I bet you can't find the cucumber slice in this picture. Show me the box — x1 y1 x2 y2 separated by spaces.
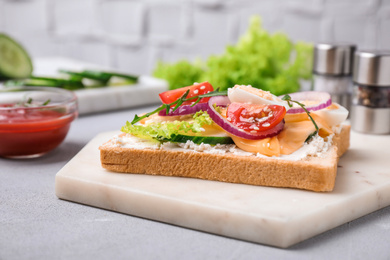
59 69 138 87
83 70 138 82
4 76 84 90
157 134 234 145
0 33 33 79
59 69 109 83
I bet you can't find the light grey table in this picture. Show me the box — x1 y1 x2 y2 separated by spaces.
1 105 390 260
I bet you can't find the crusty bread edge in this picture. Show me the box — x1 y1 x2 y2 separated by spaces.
100 124 350 192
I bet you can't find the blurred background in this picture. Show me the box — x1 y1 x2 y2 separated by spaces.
1 0 389 75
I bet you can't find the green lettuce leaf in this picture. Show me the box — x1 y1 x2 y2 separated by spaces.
121 111 213 140
153 59 205 90
152 16 313 95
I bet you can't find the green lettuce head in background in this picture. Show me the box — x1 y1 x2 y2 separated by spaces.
153 16 313 96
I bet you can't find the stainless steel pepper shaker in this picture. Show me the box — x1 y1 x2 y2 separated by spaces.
312 43 356 110
351 50 390 134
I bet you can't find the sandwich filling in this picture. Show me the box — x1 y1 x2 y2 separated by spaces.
117 82 348 159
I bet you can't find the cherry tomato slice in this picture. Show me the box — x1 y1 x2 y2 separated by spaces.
227 103 286 134
159 82 214 106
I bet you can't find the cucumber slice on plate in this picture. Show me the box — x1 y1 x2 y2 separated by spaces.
157 134 234 145
0 33 33 79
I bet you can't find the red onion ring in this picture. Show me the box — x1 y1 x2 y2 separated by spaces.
282 91 332 114
205 95 231 107
159 96 230 116
206 96 284 140
158 103 209 116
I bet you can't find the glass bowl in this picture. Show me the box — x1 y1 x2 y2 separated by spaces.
0 86 78 158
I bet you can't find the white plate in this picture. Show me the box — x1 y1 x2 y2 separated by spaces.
2 57 168 115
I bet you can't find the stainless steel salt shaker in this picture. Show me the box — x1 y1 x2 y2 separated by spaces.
351 50 390 134
312 43 356 110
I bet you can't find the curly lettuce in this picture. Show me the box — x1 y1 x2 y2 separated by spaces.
121 111 213 140
153 59 205 90
152 16 313 95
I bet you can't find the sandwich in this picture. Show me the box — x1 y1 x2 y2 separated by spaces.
100 82 350 192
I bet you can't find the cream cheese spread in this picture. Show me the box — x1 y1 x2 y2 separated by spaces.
106 129 338 161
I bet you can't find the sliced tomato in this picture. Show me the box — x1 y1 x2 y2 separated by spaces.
227 103 286 134
159 82 214 106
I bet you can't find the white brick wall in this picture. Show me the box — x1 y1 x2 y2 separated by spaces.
3 0 48 34
378 4 390 49
192 9 234 56
147 2 184 43
113 45 152 75
59 39 112 67
52 0 97 37
0 0 388 75
0 0 4 31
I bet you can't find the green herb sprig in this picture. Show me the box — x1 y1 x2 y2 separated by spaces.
131 90 227 124
42 99 51 106
282 94 319 142
17 98 51 107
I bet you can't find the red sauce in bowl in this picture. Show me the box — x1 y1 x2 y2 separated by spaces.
0 105 77 158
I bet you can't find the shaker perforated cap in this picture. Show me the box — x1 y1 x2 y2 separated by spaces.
313 43 356 76
353 50 390 87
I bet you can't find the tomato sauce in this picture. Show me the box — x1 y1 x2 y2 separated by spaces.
0 105 77 158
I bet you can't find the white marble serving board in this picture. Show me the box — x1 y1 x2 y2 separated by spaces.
55 131 390 248
33 57 168 115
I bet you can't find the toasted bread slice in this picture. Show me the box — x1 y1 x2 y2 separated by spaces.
100 124 350 192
